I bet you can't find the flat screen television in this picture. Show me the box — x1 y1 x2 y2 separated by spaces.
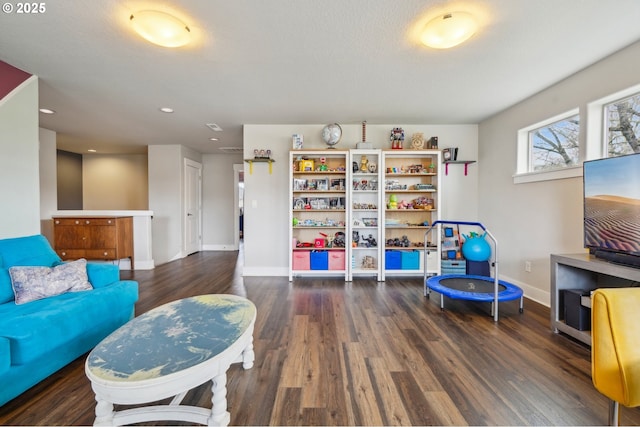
583 153 640 268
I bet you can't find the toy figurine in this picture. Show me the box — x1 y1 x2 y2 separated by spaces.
360 155 369 172
388 194 398 209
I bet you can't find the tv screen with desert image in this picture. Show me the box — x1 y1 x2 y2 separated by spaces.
583 153 640 257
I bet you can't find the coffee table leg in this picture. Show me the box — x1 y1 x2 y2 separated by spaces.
209 372 230 426
242 338 255 369
93 395 114 426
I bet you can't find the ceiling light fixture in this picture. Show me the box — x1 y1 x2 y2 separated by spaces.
209 138 219 141
39 108 55 114
88 149 97 153
159 107 174 113
130 10 191 48
420 11 478 49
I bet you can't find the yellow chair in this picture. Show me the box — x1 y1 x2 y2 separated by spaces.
591 288 640 426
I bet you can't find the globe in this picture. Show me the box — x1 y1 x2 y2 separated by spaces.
322 123 342 148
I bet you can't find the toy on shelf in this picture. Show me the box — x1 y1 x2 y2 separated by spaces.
390 127 404 149
360 155 369 172
388 194 398 209
411 133 424 149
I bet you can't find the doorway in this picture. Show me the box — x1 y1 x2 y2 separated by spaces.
184 159 202 255
233 163 244 249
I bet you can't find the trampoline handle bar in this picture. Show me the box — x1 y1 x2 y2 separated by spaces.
429 220 487 231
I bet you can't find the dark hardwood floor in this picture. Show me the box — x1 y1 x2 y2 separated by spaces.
1 248 638 425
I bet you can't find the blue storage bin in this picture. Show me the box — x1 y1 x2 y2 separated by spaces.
441 259 466 274
385 250 401 270
401 250 420 270
310 251 329 270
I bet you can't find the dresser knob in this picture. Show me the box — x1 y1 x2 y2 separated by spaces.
103 252 108 256
86 220 90 224
61 252 66 256
75 220 80 224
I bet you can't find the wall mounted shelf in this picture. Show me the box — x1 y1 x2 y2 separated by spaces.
244 158 275 174
443 160 476 176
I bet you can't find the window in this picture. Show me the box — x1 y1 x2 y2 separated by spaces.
604 92 640 157
515 83 640 184
515 108 582 183
529 114 580 172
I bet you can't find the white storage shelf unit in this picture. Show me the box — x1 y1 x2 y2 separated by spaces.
349 149 382 281
382 150 441 279
289 149 442 281
289 151 349 280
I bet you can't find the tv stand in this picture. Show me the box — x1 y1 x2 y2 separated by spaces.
551 253 640 345
593 249 640 268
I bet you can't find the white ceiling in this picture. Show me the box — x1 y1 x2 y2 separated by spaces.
2 0 640 155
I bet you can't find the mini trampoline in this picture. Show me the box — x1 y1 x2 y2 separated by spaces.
423 221 524 321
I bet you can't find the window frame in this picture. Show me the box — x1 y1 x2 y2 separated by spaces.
514 108 582 184
588 82 640 160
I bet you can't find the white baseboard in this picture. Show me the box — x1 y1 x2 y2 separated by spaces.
500 274 550 307
202 244 239 251
242 266 288 277
133 259 155 270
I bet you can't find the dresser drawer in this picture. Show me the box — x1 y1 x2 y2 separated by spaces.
85 249 117 260
57 249 86 260
54 218 117 226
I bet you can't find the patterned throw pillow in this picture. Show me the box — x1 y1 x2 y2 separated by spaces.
9 259 93 305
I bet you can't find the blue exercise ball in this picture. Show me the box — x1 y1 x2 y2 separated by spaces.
462 234 491 262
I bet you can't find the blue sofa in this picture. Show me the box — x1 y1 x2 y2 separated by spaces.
0 234 138 406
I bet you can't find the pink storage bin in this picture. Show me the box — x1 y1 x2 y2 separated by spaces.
292 251 310 270
328 251 345 270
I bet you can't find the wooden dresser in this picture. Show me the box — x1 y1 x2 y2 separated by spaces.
53 216 134 266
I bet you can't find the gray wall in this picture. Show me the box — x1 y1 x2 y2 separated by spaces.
478 40 640 305
56 150 83 210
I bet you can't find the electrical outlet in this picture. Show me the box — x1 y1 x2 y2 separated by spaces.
525 261 532 272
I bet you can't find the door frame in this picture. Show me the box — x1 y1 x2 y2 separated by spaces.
183 158 202 255
233 163 243 249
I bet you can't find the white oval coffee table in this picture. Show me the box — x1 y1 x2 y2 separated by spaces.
85 294 256 426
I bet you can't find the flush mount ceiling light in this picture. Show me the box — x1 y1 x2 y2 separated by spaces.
159 107 174 113
39 108 55 114
130 10 191 48
420 11 478 49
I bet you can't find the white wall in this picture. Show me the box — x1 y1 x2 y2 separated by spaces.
242 124 478 276
39 127 57 241
0 76 40 238
202 153 243 250
148 144 203 265
478 40 640 306
83 154 148 210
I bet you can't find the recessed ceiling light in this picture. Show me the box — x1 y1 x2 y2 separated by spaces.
88 149 97 153
209 138 219 141
159 107 174 113
39 108 55 114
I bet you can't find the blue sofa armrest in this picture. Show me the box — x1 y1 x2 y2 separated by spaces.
0 336 9 376
86 263 120 288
